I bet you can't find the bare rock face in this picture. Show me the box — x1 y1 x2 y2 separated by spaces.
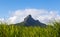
24 15 46 27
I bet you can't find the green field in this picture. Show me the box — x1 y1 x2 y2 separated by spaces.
0 21 60 37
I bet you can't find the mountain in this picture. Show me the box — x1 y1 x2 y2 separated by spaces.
15 15 46 27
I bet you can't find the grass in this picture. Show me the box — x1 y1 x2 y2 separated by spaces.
0 21 60 37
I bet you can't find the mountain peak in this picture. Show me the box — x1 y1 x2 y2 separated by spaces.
24 15 46 27
25 15 32 19
24 15 34 21
27 15 31 18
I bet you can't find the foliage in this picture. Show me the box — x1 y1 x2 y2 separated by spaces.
0 21 60 37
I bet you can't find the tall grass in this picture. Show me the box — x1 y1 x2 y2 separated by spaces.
0 21 60 37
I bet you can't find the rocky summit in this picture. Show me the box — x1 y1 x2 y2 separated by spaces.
23 15 46 27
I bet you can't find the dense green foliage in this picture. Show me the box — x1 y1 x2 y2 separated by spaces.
0 21 60 37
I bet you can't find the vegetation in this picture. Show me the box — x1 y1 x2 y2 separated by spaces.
0 21 60 37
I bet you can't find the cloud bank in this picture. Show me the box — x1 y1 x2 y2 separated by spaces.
0 8 60 24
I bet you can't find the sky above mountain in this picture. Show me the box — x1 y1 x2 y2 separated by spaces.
0 0 60 24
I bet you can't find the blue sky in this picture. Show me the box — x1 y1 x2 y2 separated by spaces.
0 0 60 24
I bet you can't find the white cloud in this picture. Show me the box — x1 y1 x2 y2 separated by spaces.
0 18 4 22
7 16 17 24
0 18 5 24
7 8 60 24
